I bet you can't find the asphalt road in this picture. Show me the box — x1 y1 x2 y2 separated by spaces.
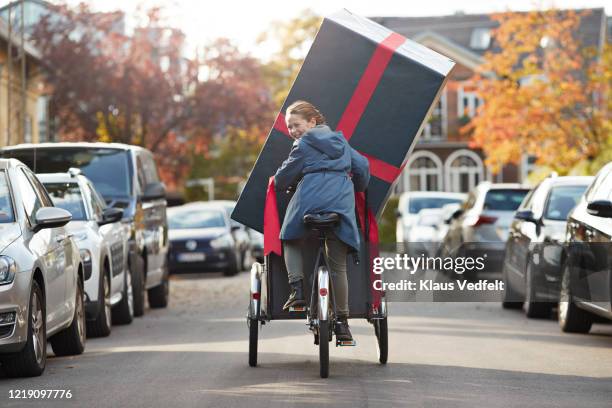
1 270 611 408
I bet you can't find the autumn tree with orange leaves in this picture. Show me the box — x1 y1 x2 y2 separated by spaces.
466 9 611 175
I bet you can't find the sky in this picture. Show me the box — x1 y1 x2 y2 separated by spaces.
34 0 612 58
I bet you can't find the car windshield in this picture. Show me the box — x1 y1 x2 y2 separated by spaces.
0 170 15 223
168 209 226 229
2 148 131 199
44 182 87 221
544 185 588 220
409 197 463 214
484 189 529 211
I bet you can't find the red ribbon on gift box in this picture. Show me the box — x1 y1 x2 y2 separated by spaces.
265 31 410 310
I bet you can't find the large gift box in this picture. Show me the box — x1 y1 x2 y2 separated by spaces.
232 9 455 232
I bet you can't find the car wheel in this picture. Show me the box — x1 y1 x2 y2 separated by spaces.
1 280 46 377
558 262 593 333
132 254 146 317
50 278 86 356
501 260 522 309
148 265 169 308
113 267 134 325
87 268 112 337
223 252 240 276
524 260 553 318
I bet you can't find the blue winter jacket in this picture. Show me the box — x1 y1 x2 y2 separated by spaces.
274 125 370 251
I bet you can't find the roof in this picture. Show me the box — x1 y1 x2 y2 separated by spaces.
545 176 595 186
1 142 148 153
371 8 607 70
36 172 87 184
400 191 467 199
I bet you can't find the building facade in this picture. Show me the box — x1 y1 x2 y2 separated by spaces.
0 18 49 147
374 9 608 194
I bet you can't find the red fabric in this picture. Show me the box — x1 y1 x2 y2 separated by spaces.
355 192 382 309
263 176 282 256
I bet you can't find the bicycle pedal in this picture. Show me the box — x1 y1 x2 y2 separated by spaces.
336 340 357 347
289 306 306 312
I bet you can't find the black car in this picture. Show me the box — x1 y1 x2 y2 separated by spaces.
167 203 241 276
558 162 612 333
0 143 170 316
501 175 593 317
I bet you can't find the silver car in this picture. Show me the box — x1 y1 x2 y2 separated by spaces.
440 183 530 277
0 159 85 377
39 170 133 337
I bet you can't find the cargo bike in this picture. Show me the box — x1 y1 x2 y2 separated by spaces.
247 197 388 378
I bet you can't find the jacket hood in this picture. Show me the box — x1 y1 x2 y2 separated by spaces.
301 125 345 160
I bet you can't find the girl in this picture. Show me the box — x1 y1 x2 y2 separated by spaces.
274 100 370 341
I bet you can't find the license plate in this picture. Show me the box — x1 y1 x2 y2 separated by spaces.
177 253 206 262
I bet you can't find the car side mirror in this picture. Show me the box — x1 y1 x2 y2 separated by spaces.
586 200 612 218
33 207 72 233
142 182 166 201
515 209 540 224
99 207 124 226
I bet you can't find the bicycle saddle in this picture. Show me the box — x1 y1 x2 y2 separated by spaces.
303 212 340 229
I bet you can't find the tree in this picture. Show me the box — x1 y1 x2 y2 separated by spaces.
257 9 322 109
32 3 272 189
465 9 611 175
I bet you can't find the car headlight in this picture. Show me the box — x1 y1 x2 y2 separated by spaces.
210 234 233 249
0 256 16 285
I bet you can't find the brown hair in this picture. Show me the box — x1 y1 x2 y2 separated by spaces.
286 100 326 125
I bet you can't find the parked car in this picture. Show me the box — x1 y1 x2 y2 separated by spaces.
501 175 593 317
439 183 530 278
167 203 241 276
558 163 612 333
247 228 264 264
0 143 169 315
437 203 463 243
0 159 85 377
407 208 445 257
209 200 251 270
38 170 133 336
396 191 466 252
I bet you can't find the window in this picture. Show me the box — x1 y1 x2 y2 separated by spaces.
87 182 107 221
458 85 483 118
3 148 132 198
448 155 481 193
15 169 43 223
37 96 49 143
484 189 530 211
544 185 589 220
421 92 446 140
0 170 15 223
406 152 442 191
44 182 87 221
23 170 53 207
168 209 226 230
586 167 612 202
470 28 491 50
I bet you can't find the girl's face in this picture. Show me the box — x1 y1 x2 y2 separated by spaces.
286 113 317 140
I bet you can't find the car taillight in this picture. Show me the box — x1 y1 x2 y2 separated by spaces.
251 292 260 300
469 215 498 227
319 288 328 296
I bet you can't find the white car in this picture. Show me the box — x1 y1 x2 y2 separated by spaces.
407 209 445 257
38 170 132 337
0 159 85 377
396 191 467 249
